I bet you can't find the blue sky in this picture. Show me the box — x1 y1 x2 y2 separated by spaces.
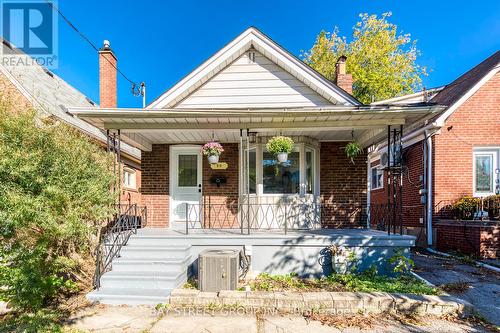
53 0 500 107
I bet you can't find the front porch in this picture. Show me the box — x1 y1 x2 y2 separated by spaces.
71 107 436 233
134 227 416 276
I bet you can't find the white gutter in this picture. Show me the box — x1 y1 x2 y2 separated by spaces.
425 129 433 246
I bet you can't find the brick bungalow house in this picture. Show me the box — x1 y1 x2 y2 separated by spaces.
70 27 445 304
369 50 500 257
0 38 142 204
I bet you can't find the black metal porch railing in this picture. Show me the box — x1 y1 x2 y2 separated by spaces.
434 196 500 221
184 202 371 234
93 203 147 288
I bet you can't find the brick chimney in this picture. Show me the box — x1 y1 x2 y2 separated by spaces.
335 55 353 94
99 40 117 108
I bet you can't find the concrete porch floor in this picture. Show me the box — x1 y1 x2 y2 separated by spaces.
137 227 415 242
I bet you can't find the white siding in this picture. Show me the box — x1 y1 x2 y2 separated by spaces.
174 51 335 108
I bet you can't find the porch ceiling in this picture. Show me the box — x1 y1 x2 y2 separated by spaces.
68 105 444 151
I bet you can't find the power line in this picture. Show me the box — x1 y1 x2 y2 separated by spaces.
44 0 139 90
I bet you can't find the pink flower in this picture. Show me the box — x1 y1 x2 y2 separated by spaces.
201 141 224 156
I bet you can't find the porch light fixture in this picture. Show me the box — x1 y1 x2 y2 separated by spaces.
248 131 257 144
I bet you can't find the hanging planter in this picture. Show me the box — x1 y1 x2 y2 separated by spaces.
345 141 363 164
201 141 224 164
266 136 294 163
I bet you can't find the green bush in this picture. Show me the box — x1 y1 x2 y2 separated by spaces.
484 194 500 220
265 136 294 155
0 104 115 312
451 196 480 220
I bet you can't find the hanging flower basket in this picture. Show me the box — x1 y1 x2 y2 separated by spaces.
345 141 363 164
266 136 294 163
201 141 224 164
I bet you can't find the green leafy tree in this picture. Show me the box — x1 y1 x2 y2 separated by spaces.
0 100 115 313
303 12 427 104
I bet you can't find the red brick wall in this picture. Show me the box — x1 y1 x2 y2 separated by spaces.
120 166 142 205
370 142 425 227
202 143 239 228
141 143 240 228
436 221 500 259
98 50 117 108
433 72 500 207
0 73 32 112
141 144 169 227
320 142 367 228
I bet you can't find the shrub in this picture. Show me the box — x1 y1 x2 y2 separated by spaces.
0 103 115 312
265 136 294 155
484 194 500 220
451 196 480 220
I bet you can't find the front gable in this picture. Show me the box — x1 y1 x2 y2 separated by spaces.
148 27 360 109
175 50 333 108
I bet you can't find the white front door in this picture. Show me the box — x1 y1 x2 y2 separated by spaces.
170 146 202 223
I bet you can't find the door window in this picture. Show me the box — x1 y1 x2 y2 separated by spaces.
178 155 197 187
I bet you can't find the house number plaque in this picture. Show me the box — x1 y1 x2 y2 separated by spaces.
210 162 228 170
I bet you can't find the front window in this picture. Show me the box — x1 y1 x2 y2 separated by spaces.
247 148 256 194
305 148 314 194
371 166 383 190
263 150 300 194
243 142 317 195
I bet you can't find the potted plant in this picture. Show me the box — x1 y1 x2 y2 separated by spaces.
345 141 363 164
266 136 294 163
201 141 224 164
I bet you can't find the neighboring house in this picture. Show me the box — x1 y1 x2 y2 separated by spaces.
369 50 500 257
0 38 142 205
71 27 443 304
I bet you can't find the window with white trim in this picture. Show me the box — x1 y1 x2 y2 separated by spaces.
243 141 318 195
370 166 384 190
123 168 136 189
473 148 499 196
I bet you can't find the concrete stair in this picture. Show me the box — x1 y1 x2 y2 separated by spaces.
87 235 191 305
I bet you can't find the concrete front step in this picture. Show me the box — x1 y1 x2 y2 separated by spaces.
119 245 190 259
100 270 187 290
87 287 171 305
112 256 191 272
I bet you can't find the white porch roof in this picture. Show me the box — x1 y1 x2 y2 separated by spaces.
69 105 444 152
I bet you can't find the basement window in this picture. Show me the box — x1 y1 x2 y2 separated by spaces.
123 168 136 189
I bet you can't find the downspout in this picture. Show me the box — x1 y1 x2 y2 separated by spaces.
425 130 433 246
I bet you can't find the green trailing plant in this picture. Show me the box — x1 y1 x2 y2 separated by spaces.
265 136 294 156
345 141 363 163
388 249 414 274
0 102 115 314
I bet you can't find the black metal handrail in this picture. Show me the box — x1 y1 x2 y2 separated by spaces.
93 203 147 288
